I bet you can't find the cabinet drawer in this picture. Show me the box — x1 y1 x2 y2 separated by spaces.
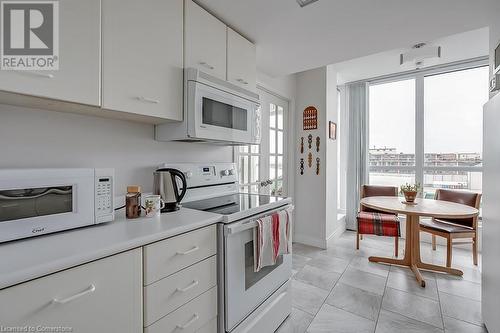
143 225 216 285
144 255 217 326
198 318 217 333
0 249 142 333
145 287 217 333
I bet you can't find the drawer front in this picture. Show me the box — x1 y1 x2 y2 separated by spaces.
145 287 218 333
197 318 217 333
143 225 216 285
0 249 142 333
144 255 217 326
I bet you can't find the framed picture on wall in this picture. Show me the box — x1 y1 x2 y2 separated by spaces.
329 121 337 140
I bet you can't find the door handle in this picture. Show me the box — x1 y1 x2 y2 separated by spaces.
176 314 199 329
199 62 215 70
176 246 199 255
259 179 273 187
176 280 199 292
52 284 96 305
135 96 160 104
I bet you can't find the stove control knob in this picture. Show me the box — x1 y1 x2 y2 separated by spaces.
184 171 193 179
228 169 235 176
221 169 230 176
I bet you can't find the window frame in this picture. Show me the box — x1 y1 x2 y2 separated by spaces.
368 59 488 195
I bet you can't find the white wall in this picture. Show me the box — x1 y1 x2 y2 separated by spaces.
490 21 500 99
0 104 232 195
325 65 339 239
294 67 339 248
257 71 296 100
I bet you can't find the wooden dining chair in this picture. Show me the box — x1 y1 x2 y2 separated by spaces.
356 185 401 257
419 189 482 267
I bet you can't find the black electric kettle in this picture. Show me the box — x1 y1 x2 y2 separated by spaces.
153 168 187 212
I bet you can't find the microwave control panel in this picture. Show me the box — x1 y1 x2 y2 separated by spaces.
94 169 114 223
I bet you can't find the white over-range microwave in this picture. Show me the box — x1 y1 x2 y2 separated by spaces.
0 168 114 243
155 68 261 145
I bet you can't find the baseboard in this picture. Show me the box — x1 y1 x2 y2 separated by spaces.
327 217 346 247
293 233 327 249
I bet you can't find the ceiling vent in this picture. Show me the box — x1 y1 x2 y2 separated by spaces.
400 43 441 69
297 0 320 7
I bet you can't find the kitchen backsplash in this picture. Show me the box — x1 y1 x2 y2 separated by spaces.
0 104 233 194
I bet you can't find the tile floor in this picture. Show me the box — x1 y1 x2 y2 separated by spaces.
277 231 485 333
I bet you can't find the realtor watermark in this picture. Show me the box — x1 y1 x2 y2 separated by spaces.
0 0 59 70
0 326 72 332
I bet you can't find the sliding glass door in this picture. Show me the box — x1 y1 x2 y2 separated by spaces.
368 64 489 198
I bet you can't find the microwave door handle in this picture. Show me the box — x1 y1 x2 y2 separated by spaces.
0 188 72 200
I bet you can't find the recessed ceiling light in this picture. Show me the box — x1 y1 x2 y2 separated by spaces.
297 0 320 7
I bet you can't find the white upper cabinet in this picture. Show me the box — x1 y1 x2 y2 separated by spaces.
102 0 183 121
227 28 257 92
184 0 227 81
0 0 100 106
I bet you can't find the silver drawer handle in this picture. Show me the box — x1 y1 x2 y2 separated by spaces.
135 96 159 104
236 78 249 85
52 284 96 304
176 280 199 292
16 71 54 79
199 62 215 70
176 246 199 255
176 314 199 329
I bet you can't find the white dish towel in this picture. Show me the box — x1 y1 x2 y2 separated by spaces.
254 206 293 272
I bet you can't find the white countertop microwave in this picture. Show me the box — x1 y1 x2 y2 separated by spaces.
155 68 261 145
0 168 114 243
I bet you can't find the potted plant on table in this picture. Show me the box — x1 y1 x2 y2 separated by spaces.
400 183 421 204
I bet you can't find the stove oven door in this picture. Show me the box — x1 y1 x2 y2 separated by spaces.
224 209 292 331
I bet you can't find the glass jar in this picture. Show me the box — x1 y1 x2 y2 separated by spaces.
126 185 141 219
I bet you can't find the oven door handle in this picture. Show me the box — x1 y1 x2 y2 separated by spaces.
225 204 294 235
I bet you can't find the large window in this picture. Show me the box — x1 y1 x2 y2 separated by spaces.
368 64 489 197
369 78 416 188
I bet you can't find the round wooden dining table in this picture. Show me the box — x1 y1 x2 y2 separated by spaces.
360 196 479 287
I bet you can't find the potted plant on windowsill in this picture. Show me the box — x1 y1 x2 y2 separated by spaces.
400 183 421 204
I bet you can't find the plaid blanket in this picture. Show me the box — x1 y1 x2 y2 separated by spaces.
357 211 400 237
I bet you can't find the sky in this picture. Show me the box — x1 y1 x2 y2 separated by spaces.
369 66 490 155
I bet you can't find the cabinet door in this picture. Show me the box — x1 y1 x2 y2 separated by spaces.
0 249 142 333
227 28 257 92
184 0 227 81
0 0 100 105
102 0 183 121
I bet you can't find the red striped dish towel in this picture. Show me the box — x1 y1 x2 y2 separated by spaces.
254 206 293 272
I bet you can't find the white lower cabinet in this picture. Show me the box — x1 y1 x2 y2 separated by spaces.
145 287 218 333
0 226 218 333
0 249 143 333
144 256 217 326
143 225 218 333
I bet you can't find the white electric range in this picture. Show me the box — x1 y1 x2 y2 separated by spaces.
162 163 293 333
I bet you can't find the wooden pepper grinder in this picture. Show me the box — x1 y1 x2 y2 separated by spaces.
316 157 320 175
300 158 305 175
308 152 313 168
316 136 320 152
308 134 313 149
300 137 304 154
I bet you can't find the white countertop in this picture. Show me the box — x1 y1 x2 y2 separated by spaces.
0 208 222 290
